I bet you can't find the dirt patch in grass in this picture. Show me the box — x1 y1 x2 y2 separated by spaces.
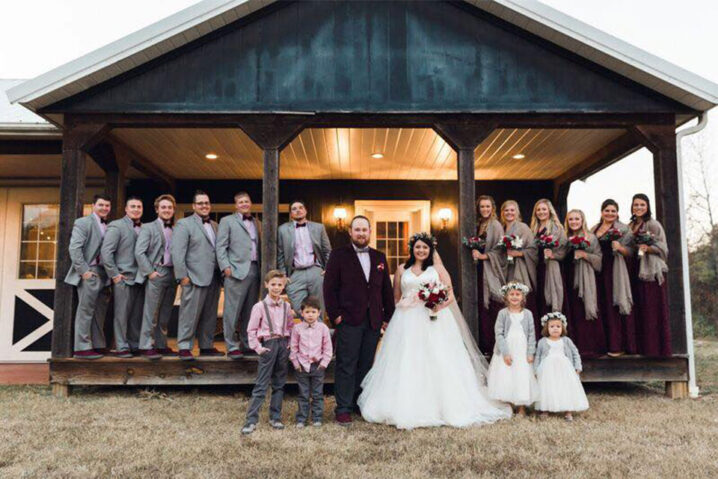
1 341 717 478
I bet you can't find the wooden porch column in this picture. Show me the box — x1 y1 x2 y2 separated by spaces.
238 117 307 280
52 122 109 359
434 122 496 339
632 123 688 358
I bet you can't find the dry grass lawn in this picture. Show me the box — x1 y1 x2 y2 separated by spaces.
1 341 718 478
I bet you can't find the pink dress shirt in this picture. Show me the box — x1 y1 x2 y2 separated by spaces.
293 221 315 269
89 213 107 266
247 296 294 354
242 215 258 261
289 321 333 372
159 219 173 266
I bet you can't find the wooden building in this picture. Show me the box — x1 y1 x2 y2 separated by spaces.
3 0 718 396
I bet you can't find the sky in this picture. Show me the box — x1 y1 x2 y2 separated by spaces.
1 0 716 234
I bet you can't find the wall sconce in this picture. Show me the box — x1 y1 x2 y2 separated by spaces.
438 208 452 231
334 207 348 231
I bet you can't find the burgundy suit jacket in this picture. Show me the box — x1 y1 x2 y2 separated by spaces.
323 244 396 330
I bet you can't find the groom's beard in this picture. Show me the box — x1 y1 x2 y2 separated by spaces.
351 238 370 248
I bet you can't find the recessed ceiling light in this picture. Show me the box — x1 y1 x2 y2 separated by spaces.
512 153 526 160
371 153 384 159
205 153 218 160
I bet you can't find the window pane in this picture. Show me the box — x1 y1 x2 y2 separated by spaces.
38 242 56 261
36 262 55 280
377 222 387 237
388 222 397 237
392 240 399 257
399 221 408 237
20 242 38 262
376 240 387 255
19 262 36 279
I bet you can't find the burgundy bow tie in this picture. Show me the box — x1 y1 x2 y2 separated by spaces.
133 220 141 227
295 223 307 228
202 217 211 224
242 215 253 221
100 218 107 225
163 220 174 228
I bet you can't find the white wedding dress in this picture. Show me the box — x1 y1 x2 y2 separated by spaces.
357 266 512 429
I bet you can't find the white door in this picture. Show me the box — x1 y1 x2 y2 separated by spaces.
0 188 96 363
354 200 431 274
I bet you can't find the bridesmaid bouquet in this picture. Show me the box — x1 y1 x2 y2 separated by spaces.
536 233 559 259
418 281 450 320
499 234 523 264
462 236 486 263
569 236 591 262
634 232 655 257
599 228 623 254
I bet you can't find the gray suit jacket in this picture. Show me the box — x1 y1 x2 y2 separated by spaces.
171 214 219 287
277 220 332 276
215 213 261 281
534 337 583 372
493 308 537 357
64 214 106 286
135 218 172 284
101 216 140 285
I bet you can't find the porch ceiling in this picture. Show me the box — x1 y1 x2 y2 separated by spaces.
110 127 626 181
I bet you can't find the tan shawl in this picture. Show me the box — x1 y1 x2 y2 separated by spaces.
570 232 602 320
633 218 669 285
504 221 537 292
539 223 567 311
482 219 507 308
592 220 634 315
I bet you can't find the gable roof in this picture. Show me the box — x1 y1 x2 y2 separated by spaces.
7 0 718 116
1 79 59 137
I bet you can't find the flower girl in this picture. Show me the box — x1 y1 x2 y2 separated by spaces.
534 312 589 421
487 282 539 415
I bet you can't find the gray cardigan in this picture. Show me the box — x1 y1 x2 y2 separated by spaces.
493 308 536 357
534 337 583 372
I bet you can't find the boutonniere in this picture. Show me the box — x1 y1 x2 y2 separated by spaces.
377 263 385 272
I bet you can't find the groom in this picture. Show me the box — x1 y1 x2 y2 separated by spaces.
323 215 395 426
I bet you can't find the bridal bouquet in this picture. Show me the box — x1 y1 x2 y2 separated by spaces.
536 233 559 259
462 236 486 262
634 232 655 257
418 281 450 321
499 234 523 264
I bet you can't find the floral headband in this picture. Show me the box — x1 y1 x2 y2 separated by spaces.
409 232 437 250
500 281 529 296
540 312 568 327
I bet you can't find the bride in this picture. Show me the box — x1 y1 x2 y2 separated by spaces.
358 232 512 429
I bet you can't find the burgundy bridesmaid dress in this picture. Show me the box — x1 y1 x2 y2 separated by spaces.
596 240 637 354
565 252 607 358
477 260 503 355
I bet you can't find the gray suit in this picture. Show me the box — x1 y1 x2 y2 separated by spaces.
216 213 261 352
171 214 220 351
135 218 176 350
277 220 331 315
101 216 144 351
64 214 111 352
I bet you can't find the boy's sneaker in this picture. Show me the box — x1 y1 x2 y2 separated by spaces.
296 423 306 429
241 423 256 435
269 420 285 430
312 421 322 428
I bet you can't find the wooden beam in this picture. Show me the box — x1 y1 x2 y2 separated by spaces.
65 112 675 130
52 122 109 359
107 137 175 192
552 181 571 220
434 122 496 340
555 131 642 186
88 142 127 220
632 121 688 355
0 139 62 155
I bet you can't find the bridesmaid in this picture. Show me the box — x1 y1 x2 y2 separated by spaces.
472 195 506 355
592 199 637 356
530 199 571 333
629 194 672 357
499 200 538 324
564 209 606 358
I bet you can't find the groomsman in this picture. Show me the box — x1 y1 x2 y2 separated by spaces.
277 200 331 317
216 191 261 359
65 194 112 359
101 196 144 358
171 190 222 361
135 194 178 360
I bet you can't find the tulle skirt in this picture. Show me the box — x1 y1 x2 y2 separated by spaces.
487 325 540 406
358 304 512 429
535 355 589 412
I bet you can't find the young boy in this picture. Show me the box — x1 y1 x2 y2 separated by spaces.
290 296 333 428
241 270 294 435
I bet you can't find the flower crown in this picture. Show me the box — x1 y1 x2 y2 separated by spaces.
500 281 529 296
409 232 437 250
540 312 568 327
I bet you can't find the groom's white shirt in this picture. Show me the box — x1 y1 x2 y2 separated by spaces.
352 244 371 281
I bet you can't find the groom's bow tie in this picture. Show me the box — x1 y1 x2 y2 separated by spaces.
355 247 369 253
